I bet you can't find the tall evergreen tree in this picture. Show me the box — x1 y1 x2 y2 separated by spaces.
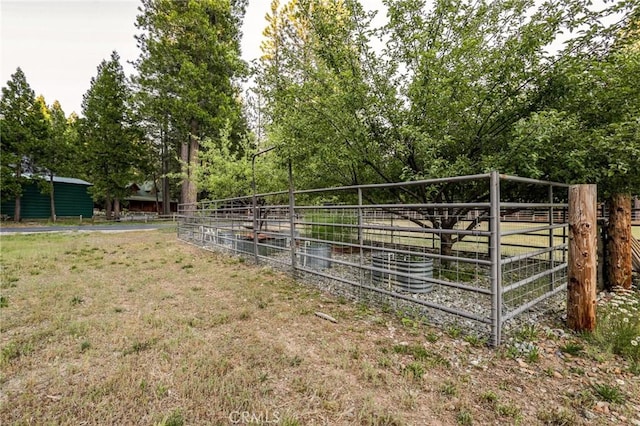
0 68 48 221
34 100 78 222
134 0 249 209
80 51 143 220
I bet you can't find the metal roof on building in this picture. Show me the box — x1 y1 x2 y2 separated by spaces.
23 174 92 186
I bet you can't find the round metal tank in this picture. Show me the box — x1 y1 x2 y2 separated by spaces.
300 243 332 270
372 253 434 293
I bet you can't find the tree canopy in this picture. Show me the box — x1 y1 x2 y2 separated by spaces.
0 68 48 220
256 0 638 199
80 51 145 219
247 0 640 263
134 0 249 207
503 26 640 197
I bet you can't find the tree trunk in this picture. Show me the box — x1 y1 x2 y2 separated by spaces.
440 233 454 267
49 171 56 222
180 141 190 205
180 119 199 214
187 119 199 205
606 193 632 290
105 194 113 220
14 166 21 222
161 124 171 215
567 184 597 332
114 198 121 221
162 173 170 214
153 174 160 214
14 195 21 222
596 220 606 292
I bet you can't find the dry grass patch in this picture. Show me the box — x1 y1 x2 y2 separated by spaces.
0 230 638 425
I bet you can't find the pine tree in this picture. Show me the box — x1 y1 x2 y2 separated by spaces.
33 100 78 222
80 51 143 220
134 0 248 209
0 68 48 221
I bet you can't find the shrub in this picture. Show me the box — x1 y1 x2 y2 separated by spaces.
591 287 640 363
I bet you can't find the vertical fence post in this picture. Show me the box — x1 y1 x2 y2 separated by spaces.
252 194 259 263
288 159 297 275
549 185 555 290
567 184 597 332
214 201 218 229
252 160 260 264
607 193 633 290
562 211 567 264
390 215 394 245
489 171 502 346
176 204 181 237
358 188 364 284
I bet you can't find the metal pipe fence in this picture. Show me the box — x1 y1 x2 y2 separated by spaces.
177 172 570 345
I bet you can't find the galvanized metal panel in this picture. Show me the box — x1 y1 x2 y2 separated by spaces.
178 172 572 345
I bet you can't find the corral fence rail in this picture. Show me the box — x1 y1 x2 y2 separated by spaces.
178 171 570 345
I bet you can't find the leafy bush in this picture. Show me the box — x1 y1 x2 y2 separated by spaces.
591 287 640 363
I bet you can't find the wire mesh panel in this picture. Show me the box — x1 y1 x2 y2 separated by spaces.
498 177 569 338
177 173 571 344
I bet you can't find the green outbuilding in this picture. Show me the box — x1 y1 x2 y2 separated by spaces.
1 176 93 220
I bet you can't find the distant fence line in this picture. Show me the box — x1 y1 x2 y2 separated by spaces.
178 172 571 345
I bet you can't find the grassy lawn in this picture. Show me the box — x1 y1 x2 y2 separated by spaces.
0 230 638 425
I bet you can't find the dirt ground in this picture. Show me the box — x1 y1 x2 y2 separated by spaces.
0 230 638 425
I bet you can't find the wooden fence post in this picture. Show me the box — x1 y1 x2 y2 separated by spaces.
567 184 597 332
607 193 632 290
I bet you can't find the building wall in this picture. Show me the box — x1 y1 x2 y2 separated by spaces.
54 182 93 217
126 199 178 213
1 182 93 219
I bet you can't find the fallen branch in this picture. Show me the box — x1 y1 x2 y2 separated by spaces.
315 311 338 323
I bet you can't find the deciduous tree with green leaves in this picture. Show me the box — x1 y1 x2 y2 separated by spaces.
503 18 640 289
196 121 287 201
258 0 632 258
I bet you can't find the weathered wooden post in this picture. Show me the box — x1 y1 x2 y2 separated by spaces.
567 184 597 332
607 193 632 290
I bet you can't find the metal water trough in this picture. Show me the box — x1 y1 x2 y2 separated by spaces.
235 234 288 256
372 253 434 293
217 230 236 248
300 242 332 270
